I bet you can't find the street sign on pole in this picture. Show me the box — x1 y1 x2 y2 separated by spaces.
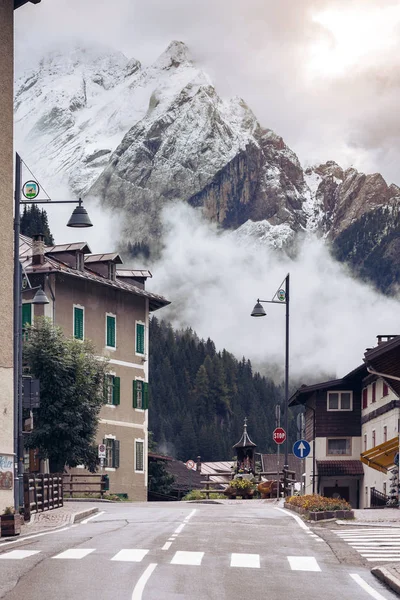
98 443 106 458
185 459 195 470
293 439 311 459
273 427 286 445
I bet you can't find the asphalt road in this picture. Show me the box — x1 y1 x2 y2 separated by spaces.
0 501 397 600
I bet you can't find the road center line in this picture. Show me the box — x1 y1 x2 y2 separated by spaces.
184 509 197 522
131 563 157 600
162 542 172 551
350 574 389 600
174 523 185 534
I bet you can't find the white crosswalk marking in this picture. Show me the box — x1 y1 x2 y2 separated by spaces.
111 549 149 562
230 553 260 568
333 528 400 561
0 550 40 560
170 551 204 566
52 549 95 560
287 556 321 571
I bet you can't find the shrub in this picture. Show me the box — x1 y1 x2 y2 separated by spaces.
182 490 225 501
286 494 351 512
230 478 255 491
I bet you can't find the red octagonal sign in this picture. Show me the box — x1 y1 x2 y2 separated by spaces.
273 427 286 445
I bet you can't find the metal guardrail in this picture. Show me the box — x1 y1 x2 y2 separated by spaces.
371 486 389 507
23 473 63 521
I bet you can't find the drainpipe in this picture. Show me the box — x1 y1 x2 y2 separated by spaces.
307 405 316 494
45 274 56 322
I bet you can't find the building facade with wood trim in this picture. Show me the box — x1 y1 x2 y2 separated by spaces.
20 235 169 501
290 335 400 509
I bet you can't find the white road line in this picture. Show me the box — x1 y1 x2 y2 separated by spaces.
52 548 95 559
0 550 40 560
350 542 400 547
81 511 105 524
171 551 204 566
131 564 157 600
183 509 197 522
162 542 172 551
0 526 71 547
230 553 260 568
337 529 400 533
287 556 321 571
174 523 185 534
350 574 390 599
275 508 310 531
366 558 400 562
111 549 149 562
167 538 175 542
171 534 178 537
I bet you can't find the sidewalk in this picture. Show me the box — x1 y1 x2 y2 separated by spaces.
337 508 400 595
0 502 99 541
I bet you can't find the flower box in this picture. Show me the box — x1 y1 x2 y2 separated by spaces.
0 514 21 537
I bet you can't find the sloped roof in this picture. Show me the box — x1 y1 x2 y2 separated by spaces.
289 364 368 407
20 235 169 312
117 269 152 279
85 253 123 264
200 461 234 484
46 242 92 254
317 460 364 477
364 336 400 397
233 420 257 448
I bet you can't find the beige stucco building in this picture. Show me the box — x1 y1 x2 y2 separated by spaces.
0 0 43 514
0 0 16 513
20 235 169 500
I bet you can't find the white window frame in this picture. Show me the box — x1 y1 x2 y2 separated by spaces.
326 437 352 456
327 390 353 411
105 312 117 350
135 438 145 473
135 320 145 357
134 377 145 412
104 434 116 472
73 304 85 341
105 371 116 407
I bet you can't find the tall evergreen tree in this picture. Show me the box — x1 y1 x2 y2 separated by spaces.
20 204 54 245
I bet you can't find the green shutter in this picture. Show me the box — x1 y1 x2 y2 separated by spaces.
133 380 137 408
143 382 149 410
106 315 116 348
136 323 145 354
74 307 84 340
113 377 120 405
113 440 120 468
22 303 32 327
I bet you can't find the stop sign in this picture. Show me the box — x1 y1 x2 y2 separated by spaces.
273 427 286 445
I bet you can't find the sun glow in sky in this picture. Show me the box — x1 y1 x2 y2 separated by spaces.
309 5 400 77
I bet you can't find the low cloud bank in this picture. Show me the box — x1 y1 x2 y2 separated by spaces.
146 202 400 382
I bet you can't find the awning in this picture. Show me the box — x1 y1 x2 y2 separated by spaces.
317 460 364 477
360 436 399 474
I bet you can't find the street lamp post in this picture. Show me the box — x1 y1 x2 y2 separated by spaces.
251 273 290 496
13 152 93 511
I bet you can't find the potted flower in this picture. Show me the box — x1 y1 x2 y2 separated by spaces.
1 506 21 537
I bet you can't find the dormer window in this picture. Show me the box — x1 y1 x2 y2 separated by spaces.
76 252 84 272
108 262 116 281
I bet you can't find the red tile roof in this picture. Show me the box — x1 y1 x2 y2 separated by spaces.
317 460 364 477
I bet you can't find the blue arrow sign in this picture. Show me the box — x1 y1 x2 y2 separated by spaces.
293 439 311 459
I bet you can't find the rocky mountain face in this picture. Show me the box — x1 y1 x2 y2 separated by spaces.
14 41 400 292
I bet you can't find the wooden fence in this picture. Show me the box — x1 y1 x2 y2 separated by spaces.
62 473 109 498
23 473 63 521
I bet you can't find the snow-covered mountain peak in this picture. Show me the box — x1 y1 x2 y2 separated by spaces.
153 40 192 70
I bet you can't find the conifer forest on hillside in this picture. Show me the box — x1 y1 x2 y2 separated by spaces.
149 317 298 462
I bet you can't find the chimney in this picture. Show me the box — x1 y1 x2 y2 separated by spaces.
377 335 397 346
196 456 201 472
32 233 45 266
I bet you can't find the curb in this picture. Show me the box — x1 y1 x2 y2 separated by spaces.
372 566 400 596
71 507 99 524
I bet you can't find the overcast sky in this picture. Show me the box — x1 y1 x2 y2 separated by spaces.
15 0 400 184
